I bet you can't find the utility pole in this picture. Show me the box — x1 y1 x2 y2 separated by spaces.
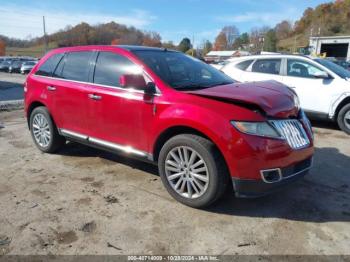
43 16 48 54
192 33 195 57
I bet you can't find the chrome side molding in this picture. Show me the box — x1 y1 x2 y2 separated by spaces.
88 137 147 157
60 129 88 140
59 128 149 158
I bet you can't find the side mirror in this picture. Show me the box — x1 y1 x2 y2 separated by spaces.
312 71 330 79
145 82 157 96
120 74 147 90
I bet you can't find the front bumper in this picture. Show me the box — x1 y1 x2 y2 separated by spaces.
232 157 312 198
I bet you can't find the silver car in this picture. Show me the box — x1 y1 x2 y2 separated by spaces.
20 60 38 74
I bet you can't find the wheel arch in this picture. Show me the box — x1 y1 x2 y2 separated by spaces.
152 125 226 165
27 101 47 129
334 96 350 120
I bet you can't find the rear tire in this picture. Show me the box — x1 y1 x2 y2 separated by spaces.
337 103 350 135
158 134 229 208
29 106 65 153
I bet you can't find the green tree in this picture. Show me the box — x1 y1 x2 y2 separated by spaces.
202 40 212 55
263 29 277 52
178 38 192 53
232 33 250 49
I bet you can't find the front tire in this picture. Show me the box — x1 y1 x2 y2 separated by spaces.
29 106 65 153
158 134 228 208
337 103 350 135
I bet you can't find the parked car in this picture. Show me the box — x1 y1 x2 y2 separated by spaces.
221 54 350 134
8 60 24 73
20 60 38 74
24 46 314 208
334 60 350 71
0 61 11 72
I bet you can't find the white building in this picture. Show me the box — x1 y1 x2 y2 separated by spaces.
309 35 350 61
204 50 250 62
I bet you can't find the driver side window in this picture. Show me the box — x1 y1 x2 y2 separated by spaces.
287 59 325 79
94 52 143 87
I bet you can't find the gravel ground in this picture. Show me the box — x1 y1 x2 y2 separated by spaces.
0 110 349 256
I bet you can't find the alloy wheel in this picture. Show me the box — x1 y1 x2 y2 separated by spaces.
344 110 350 130
164 146 209 199
32 113 51 148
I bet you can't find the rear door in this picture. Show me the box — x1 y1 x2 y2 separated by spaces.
84 51 154 153
50 51 95 134
242 58 283 83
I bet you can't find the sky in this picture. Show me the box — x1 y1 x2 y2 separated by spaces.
0 0 326 45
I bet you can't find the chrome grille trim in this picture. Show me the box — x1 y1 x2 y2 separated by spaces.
269 120 310 150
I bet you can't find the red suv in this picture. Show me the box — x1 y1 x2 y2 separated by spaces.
24 45 314 208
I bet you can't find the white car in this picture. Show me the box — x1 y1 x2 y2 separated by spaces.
221 55 350 134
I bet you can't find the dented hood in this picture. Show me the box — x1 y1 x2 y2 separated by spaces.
187 80 299 118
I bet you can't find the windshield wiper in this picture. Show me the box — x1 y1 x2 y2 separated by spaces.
172 83 212 90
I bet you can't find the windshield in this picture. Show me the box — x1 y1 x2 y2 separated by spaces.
133 50 235 90
315 58 350 79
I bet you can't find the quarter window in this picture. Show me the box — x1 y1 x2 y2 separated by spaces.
251 59 281 75
60 51 92 82
235 59 253 71
287 59 326 78
35 53 64 77
93 52 139 87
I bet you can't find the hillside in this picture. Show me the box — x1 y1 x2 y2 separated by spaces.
278 0 350 51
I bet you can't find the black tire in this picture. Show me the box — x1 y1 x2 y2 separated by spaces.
337 103 350 135
158 134 229 208
29 106 65 153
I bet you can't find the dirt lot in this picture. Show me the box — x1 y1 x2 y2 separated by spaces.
0 110 349 255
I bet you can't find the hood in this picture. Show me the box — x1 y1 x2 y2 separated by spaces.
187 80 299 118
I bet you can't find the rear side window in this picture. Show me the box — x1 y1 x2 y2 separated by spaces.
235 60 253 71
93 52 137 87
60 51 92 82
35 53 64 76
252 59 281 75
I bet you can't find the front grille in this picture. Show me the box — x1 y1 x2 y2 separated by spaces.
270 120 310 150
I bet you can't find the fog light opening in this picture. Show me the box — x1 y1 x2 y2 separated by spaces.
260 168 282 183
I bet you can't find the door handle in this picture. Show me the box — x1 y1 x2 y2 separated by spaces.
88 94 102 100
47 86 56 91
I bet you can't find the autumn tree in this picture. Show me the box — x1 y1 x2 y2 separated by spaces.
178 38 192 53
275 20 292 40
162 41 176 49
0 40 5 56
214 32 228 51
142 31 162 47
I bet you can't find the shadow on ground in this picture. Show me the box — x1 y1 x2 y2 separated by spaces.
58 142 350 223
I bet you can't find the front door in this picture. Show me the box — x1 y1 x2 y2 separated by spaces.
282 58 334 114
85 51 155 154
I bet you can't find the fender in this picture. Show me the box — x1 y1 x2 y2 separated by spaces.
329 92 350 119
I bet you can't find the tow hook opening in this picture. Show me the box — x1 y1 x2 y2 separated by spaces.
260 168 282 183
